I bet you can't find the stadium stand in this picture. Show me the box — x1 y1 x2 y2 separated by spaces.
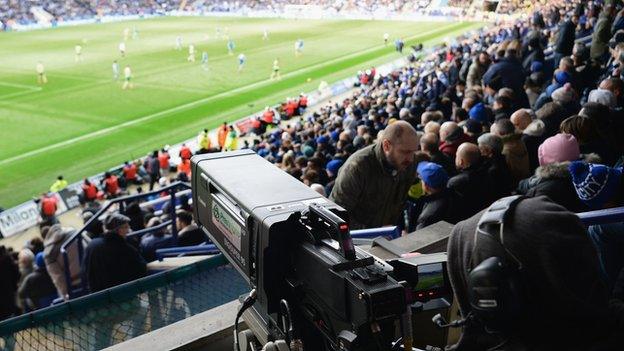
3 0 624 349
0 0 439 27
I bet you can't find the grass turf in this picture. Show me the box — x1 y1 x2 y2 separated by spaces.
0 17 482 208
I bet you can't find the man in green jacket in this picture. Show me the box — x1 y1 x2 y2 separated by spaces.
330 121 419 229
591 4 616 62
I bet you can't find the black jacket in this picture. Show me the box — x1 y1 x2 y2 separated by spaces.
177 224 208 247
0 252 19 320
482 57 529 107
18 266 58 309
448 162 494 221
416 189 455 229
430 151 456 177
483 154 513 200
447 196 622 350
555 20 576 55
83 232 147 292
520 119 546 173
516 162 588 213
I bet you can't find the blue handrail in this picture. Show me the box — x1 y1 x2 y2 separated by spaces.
155 244 220 260
577 207 624 226
60 181 190 299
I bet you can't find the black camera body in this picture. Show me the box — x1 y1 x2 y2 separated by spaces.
192 150 452 351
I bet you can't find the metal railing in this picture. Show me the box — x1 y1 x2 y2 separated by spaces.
577 207 624 226
60 182 191 299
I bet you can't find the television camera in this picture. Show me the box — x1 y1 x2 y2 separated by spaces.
192 150 451 351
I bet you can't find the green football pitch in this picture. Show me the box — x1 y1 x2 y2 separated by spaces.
0 17 482 208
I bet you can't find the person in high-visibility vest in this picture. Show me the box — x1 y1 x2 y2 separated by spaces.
177 159 192 179
197 129 211 152
217 122 228 151
39 192 58 226
81 178 98 205
102 172 120 199
179 143 192 160
50 175 68 193
224 126 238 151
123 161 140 185
158 147 171 176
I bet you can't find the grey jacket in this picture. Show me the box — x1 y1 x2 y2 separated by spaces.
330 143 416 229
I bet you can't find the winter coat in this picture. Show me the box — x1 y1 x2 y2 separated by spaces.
17 266 57 310
482 154 513 200
0 252 19 320
482 57 529 107
516 161 589 213
330 143 416 229
82 231 147 292
521 119 546 173
43 225 80 299
591 13 613 61
416 189 455 230
177 223 208 247
555 20 576 55
501 133 530 186
447 196 621 351
466 61 486 89
447 162 493 221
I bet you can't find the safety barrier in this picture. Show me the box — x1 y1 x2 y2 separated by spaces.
60 182 191 299
0 254 248 351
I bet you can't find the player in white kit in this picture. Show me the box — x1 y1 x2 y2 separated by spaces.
122 65 133 90
36 61 47 84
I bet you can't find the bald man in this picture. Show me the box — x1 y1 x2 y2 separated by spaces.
439 121 473 159
511 108 545 172
448 142 495 221
330 121 418 229
510 109 532 132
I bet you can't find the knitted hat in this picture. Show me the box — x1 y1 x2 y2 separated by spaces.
551 83 577 104
302 145 315 158
35 252 45 269
464 118 483 135
326 159 344 176
554 71 571 85
469 102 488 124
531 61 544 73
316 135 329 145
538 133 580 166
417 162 449 189
588 89 616 109
569 161 623 209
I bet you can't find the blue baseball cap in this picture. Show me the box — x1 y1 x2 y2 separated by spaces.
417 162 449 189
316 135 329 145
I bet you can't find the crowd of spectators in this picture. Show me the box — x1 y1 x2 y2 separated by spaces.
244 0 624 288
0 163 209 320
1 0 440 28
3 0 624 343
